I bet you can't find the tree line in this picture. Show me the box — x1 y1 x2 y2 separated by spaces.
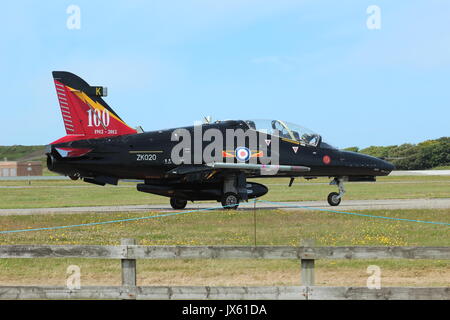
344 137 450 170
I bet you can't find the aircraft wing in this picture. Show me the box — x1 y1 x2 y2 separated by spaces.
166 162 310 177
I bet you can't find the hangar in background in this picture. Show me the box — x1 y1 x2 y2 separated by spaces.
0 160 42 177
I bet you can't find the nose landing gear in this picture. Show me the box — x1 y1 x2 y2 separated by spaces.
327 177 345 206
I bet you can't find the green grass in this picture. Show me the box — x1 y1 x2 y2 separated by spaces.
0 208 448 286
263 177 450 202
0 175 449 287
432 165 450 170
1 208 448 246
0 258 448 287
1 175 449 209
42 167 60 176
0 145 44 161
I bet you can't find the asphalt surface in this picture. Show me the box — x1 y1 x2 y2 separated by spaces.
1 198 449 216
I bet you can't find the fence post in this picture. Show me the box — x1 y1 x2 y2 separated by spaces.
121 238 137 288
301 239 315 287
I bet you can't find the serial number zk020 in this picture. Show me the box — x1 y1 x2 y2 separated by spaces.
136 153 157 161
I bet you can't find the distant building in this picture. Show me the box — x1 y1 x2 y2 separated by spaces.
0 160 43 177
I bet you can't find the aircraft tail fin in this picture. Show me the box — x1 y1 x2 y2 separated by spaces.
51 71 137 144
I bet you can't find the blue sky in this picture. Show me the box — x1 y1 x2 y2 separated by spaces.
1 0 449 148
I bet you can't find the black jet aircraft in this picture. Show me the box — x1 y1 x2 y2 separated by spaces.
46 71 395 209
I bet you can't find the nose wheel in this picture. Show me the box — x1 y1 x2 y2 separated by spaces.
327 192 341 206
327 178 345 206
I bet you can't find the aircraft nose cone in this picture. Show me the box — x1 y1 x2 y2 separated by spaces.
379 159 395 173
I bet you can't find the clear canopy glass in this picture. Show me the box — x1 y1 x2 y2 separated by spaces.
244 119 321 147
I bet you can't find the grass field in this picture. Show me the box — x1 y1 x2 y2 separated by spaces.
432 165 450 170
0 208 449 286
1 175 449 209
0 175 449 287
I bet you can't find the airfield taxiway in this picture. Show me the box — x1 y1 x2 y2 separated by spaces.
1 198 449 216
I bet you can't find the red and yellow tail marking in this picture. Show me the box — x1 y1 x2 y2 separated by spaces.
68 87 128 127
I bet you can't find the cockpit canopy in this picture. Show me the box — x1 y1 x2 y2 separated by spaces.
244 119 322 147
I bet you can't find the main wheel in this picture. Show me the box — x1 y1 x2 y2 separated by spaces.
327 192 341 206
221 192 239 210
170 198 187 210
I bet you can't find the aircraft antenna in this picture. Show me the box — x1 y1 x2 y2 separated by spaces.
203 116 212 124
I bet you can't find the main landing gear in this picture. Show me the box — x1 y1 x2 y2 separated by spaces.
327 177 345 206
221 192 240 210
220 174 245 210
170 198 187 210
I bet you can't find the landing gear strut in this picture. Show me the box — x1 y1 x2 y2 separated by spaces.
69 173 80 181
327 177 345 206
221 174 244 210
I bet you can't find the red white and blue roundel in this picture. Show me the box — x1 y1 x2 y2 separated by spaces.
235 147 251 162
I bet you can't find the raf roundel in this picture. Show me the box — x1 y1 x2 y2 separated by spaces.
235 147 251 162
323 155 331 165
